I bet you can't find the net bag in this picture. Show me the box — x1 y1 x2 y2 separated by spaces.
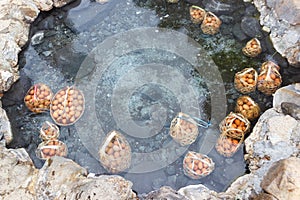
215 133 244 157
242 38 262 57
36 139 68 160
183 151 215 179
190 6 206 24
219 112 250 139
235 96 260 120
99 130 131 174
39 121 60 141
169 112 199 146
50 86 85 126
24 83 53 113
234 68 258 94
257 61 282 95
200 12 222 35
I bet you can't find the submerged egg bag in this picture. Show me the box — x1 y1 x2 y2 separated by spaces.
235 96 260 120
99 130 131 174
50 86 85 126
169 112 199 146
215 133 243 157
40 121 60 141
234 68 258 94
36 139 68 160
219 112 250 139
201 12 222 35
190 6 206 24
24 83 53 113
257 61 282 95
183 151 215 179
242 38 262 58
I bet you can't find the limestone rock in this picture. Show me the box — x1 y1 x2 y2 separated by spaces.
261 157 300 200
274 0 300 26
225 174 257 199
245 109 299 172
281 102 300 120
144 186 188 200
178 184 234 200
252 193 277 200
53 0 76 8
0 107 13 144
32 0 53 11
273 83 300 113
254 0 300 67
0 69 15 93
36 156 137 200
0 147 37 199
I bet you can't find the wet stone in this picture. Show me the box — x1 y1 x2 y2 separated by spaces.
202 0 239 15
244 3 257 16
38 15 55 30
241 17 263 38
31 31 45 45
232 23 248 41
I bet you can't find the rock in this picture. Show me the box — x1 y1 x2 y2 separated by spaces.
0 0 75 93
38 15 55 30
261 157 300 200
232 23 248 41
53 0 76 8
0 107 13 144
143 186 188 200
225 174 257 199
240 17 263 38
254 0 300 67
36 156 137 200
0 148 137 200
281 102 300 120
202 0 239 15
274 0 300 25
0 69 16 93
0 147 37 199
31 31 45 46
273 83 300 112
252 193 277 200
32 0 53 11
242 108 300 196
245 109 299 170
0 33 21 69
178 184 234 200
267 115 297 145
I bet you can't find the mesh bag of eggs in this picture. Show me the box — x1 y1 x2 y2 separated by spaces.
234 68 258 94
50 86 85 126
257 61 282 95
235 96 260 120
242 38 262 57
24 83 53 113
215 133 243 157
99 130 131 174
169 112 199 146
190 6 206 24
200 12 222 35
183 151 215 179
36 139 68 160
219 112 250 139
39 121 60 141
